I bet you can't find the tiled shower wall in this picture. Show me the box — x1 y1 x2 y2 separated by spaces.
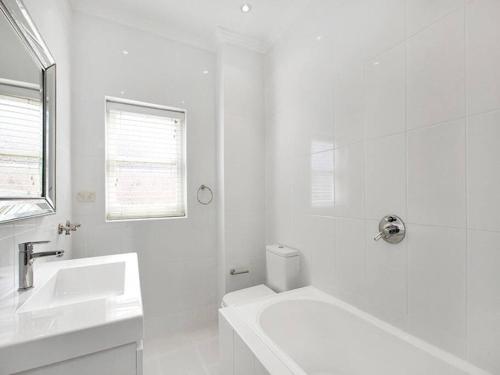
265 0 500 372
0 0 73 299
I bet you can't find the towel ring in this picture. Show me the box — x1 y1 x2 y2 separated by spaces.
197 184 213 205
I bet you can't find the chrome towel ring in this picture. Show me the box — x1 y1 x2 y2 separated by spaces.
197 184 213 205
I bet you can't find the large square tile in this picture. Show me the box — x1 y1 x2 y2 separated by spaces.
334 64 365 148
467 110 500 231
333 218 366 305
334 142 365 219
466 0 500 114
365 219 407 328
468 229 500 374
408 224 467 356
363 0 406 59
407 119 466 227
365 133 406 220
407 10 465 130
407 0 465 36
365 43 406 139
309 216 336 294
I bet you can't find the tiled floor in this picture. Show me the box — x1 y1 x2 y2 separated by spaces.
143 324 220 375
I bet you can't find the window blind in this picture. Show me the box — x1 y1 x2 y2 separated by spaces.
311 150 334 208
105 99 186 221
0 92 43 198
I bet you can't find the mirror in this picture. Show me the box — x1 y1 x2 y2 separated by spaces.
0 0 56 223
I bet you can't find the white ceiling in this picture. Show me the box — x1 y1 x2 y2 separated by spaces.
70 0 311 52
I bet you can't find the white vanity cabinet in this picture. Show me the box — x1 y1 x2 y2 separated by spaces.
0 254 144 375
16 343 143 375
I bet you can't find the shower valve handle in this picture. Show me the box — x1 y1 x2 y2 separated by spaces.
373 215 406 244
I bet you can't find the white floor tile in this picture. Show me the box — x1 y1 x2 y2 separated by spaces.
143 324 219 375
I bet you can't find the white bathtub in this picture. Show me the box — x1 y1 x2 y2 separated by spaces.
220 287 491 375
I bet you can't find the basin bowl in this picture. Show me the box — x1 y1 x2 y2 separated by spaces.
18 262 126 313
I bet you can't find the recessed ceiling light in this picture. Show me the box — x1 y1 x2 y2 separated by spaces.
122 50 129 55
241 3 252 13
203 70 209 75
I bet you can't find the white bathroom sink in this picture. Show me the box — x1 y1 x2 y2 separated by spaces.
0 253 143 374
17 261 126 313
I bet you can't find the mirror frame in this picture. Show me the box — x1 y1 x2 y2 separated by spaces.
0 0 56 223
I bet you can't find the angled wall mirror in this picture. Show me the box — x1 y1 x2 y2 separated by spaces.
0 0 56 223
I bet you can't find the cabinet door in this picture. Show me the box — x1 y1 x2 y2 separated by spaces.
15 343 138 375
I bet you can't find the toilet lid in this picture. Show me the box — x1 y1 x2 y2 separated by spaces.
222 285 275 307
266 244 299 257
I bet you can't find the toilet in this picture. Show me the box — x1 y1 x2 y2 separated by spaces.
221 244 300 307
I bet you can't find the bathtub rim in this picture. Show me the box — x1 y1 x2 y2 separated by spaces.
221 286 492 375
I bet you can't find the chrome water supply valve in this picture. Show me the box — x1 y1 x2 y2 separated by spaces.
373 215 406 244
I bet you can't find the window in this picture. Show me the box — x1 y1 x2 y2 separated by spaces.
105 98 186 221
0 82 43 198
310 142 334 208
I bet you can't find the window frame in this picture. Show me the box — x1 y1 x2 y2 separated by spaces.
104 96 187 222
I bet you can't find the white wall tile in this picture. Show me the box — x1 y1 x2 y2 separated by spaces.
333 64 365 148
365 219 407 328
309 216 336 294
468 110 500 231
466 0 500 114
363 0 406 58
365 43 406 139
407 9 465 130
407 119 466 227
333 218 366 305
334 143 365 219
264 0 498 366
408 224 467 357
407 0 465 36
468 229 500 374
365 134 406 220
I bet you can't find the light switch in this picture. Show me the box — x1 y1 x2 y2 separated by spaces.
77 191 96 203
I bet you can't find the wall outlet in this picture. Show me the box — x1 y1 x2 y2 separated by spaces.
77 191 96 203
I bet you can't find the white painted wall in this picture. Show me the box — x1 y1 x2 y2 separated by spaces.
265 0 500 373
0 0 73 299
216 43 266 297
70 12 217 338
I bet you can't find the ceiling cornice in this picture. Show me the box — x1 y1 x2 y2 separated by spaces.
215 27 268 54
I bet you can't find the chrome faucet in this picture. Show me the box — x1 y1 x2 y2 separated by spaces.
18 241 64 290
58 220 81 235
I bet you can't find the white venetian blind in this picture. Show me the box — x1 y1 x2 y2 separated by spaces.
311 148 334 208
0 92 43 198
105 99 186 221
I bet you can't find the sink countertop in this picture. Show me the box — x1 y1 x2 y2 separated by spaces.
0 253 143 374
